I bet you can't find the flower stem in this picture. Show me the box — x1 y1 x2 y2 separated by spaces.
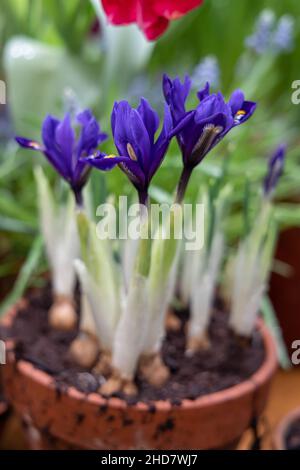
74 189 84 209
138 190 150 222
132 189 151 278
138 190 149 208
175 166 193 204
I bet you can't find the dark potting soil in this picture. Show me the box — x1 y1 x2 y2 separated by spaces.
0 284 265 405
286 419 300 450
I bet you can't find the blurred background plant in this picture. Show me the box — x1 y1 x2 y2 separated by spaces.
0 0 299 333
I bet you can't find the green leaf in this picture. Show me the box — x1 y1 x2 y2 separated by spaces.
242 178 251 238
149 186 173 205
0 189 37 225
77 210 90 264
261 295 291 370
76 210 119 321
134 219 152 278
0 235 43 317
149 206 181 287
0 216 36 234
275 204 300 228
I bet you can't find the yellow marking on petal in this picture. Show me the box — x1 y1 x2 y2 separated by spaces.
234 110 247 123
127 143 138 161
29 141 41 149
104 154 117 159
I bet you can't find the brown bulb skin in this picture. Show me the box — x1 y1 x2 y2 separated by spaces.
186 331 211 356
139 353 170 388
100 371 138 397
93 350 112 377
49 296 77 331
69 331 100 369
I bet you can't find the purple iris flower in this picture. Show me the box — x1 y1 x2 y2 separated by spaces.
163 75 257 168
83 98 176 205
15 110 107 206
264 144 286 198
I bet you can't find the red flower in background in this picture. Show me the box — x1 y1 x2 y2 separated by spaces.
101 0 204 40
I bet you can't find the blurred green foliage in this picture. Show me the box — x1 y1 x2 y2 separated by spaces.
0 0 96 56
151 0 300 94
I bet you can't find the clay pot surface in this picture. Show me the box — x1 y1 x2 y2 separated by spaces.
0 399 10 440
273 407 300 450
270 227 300 359
2 301 277 450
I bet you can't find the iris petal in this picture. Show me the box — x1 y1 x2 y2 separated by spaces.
233 101 257 125
264 144 286 196
42 115 60 149
129 108 151 170
150 104 173 179
163 75 256 168
55 113 75 178
184 112 230 161
76 109 107 159
229 89 245 115
16 110 105 196
41 115 72 179
113 101 133 157
83 152 128 170
84 152 146 189
137 97 160 141
163 74 191 123
197 82 210 102
89 98 173 194
15 137 44 151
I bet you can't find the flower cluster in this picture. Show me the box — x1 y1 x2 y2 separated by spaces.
84 99 175 206
191 55 220 91
16 73 262 394
16 110 107 206
273 15 295 53
245 9 275 55
17 75 256 208
246 9 295 55
163 76 256 201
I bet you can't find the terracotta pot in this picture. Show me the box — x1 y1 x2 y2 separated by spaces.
270 227 300 361
273 407 300 450
1 301 277 450
0 399 10 441
0 365 11 442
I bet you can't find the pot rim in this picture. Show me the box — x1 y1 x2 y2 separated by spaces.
273 407 300 450
2 299 277 413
